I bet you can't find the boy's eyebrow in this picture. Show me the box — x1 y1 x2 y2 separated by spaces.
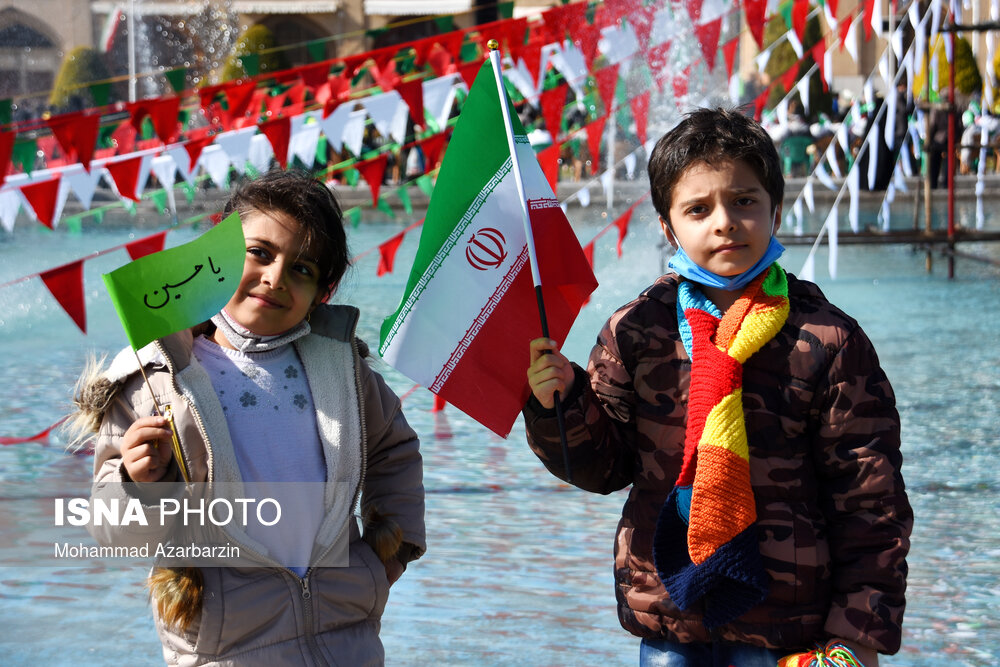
676 185 764 207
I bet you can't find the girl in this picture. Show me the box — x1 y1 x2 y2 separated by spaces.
72 168 425 665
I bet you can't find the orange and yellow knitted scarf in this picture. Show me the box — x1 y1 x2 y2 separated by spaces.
652 263 789 629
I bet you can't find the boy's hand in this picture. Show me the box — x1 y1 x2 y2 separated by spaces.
527 338 574 410
121 415 174 483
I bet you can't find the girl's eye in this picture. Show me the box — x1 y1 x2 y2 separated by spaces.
292 264 315 278
247 247 269 259
735 197 756 206
686 205 707 217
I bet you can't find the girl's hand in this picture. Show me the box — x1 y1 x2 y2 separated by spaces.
527 338 574 410
121 415 174 483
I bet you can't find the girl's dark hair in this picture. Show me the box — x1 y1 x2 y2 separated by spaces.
647 107 784 224
223 168 350 296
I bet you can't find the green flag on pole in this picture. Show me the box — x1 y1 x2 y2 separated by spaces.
103 212 245 350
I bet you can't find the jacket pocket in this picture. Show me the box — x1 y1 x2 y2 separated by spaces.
312 538 389 632
757 502 830 609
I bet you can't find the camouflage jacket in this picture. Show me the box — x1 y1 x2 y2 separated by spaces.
523 272 911 654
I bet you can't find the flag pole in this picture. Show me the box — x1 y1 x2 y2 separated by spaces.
487 41 573 483
132 348 191 483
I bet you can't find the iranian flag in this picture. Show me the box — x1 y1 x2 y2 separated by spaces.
379 59 597 437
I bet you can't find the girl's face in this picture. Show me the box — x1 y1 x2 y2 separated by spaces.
218 208 324 339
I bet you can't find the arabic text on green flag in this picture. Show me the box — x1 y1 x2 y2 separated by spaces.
103 212 245 349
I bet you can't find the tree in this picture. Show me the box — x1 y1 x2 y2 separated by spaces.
914 35 982 99
49 47 114 110
762 15 834 119
220 24 286 82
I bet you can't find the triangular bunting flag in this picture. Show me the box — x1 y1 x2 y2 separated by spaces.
593 65 620 114
536 142 561 192
357 153 388 206
20 176 61 228
126 230 168 260
693 18 722 71
630 90 650 145
0 130 14 188
419 132 448 173
260 116 291 168
540 83 568 139
104 155 146 202
585 116 607 176
376 231 406 276
396 78 425 127
41 260 87 333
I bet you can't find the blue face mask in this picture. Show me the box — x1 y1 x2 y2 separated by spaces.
666 211 785 292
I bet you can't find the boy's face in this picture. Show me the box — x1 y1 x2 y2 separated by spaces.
660 159 780 278
222 208 324 336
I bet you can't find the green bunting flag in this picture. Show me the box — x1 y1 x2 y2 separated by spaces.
103 212 245 350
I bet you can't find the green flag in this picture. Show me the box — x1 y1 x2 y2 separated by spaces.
103 212 245 350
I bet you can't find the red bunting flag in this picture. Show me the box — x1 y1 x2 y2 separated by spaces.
0 130 16 188
419 132 448 173
593 65 620 115
432 394 447 413
536 142 561 192
40 260 86 333
812 42 829 91
781 65 798 93
614 203 636 257
744 0 767 49
20 175 61 228
515 41 544 88
105 155 145 202
839 18 852 51
540 83 568 140
630 90 650 146
372 59 402 92
753 87 770 120
376 231 406 276
47 112 99 172
693 18 722 71
793 0 809 41
130 95 181 144
298 61 332 89
722 38 739 78
357 154 388 206
575 23 602 71
225 81 257 120
863 0 875 39
126 230 168 261
457 60 481 91
585 116 607 175
183 133 216 171
260 115 291 168
396 78 425 127
411 37 436 67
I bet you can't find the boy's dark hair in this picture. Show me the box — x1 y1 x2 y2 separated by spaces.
224 168 350 295
647 107 783 224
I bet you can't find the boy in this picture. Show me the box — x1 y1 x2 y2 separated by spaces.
524 108 911 666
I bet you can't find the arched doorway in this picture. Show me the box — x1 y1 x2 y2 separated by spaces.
0 9 60 106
